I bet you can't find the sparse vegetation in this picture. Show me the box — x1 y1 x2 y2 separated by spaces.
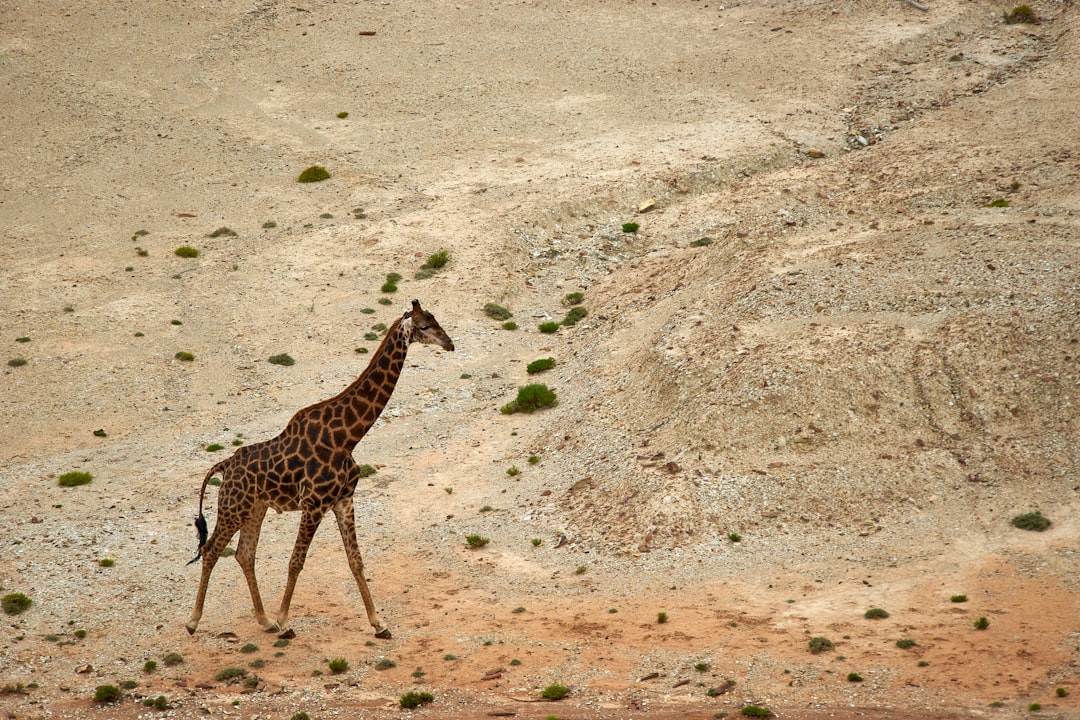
507 466 521 476
424 249 450 269
562 292 584 306
538 321 560 333
503 321 518 330
483 303 513 320
443 654 457 661
1057 688 1069 697
373 657 395 671
120 680 138 690
951 594 968 603
207 226 237 238
466 534 490 548
327 657 349 673
728 532 742 543
144 660 157 672
500 383 558 414
657 612 669 624
1028 702 1042 711
740 706 772 718
336 111 349 119
986 198 1010 208
99 558 115 567
162 652 184 667
239 643 258 654
532 538 542 547
847 672 864 682
215 667 247 682
262 220 277 228
174 246 200 257
1004 4 1038 23
896 638 917 649
7 358 27 367
58 472 93 487
541 683 569 700
175 351 195 361
297 165 331 183
864 608 890 619
400 690 434 709
690 237 713 247
526 358 557 376
974 616 990 630
808 636 834 654
268 353 295 366
15 336 30 343
2 593 32 615
94 685 121 703
561 306 587 326
73 629 87 639
206 444 224 452
695 662 710 672
357 464 377 478
1011 511 1051 531
575 565 587 575
622 222 640 233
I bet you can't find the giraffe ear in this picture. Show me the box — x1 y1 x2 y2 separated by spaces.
411 299 422 314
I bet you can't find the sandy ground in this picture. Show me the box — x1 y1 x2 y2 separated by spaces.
1 0 1079 718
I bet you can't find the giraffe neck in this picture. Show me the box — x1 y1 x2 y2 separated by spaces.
317 316 412 450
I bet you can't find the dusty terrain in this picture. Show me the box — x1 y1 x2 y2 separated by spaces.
1 0 1078 718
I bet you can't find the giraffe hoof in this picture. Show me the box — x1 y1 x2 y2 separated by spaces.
185 622 197 635
374 627 392 640
264 623 280 634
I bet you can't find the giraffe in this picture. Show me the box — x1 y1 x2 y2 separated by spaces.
185 299 454 638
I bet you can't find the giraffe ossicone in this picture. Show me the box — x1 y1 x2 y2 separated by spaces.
185 299 454 638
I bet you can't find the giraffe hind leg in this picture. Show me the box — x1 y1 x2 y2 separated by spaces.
333 498 390 638
186 517 242 634
235 503 278 633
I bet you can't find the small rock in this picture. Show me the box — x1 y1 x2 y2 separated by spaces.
637 198 657 213
75 664 93 674
804 147 825 158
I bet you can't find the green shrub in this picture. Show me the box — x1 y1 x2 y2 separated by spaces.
175 351 194 361
1004 4 1038 23
373 657 394 671
15 337 30 343
466 535 490 548
1011 511 1051 531
73 629 87 639
162 652 184 667
1057 687 1069 697
507 466 520 476
502 321 518 330
262 220 277 229
297 165 331 183
378 297 392 305
207 227 237 238
381 281 398 293
58 472 92 487
483 303 513 320
400 691 434 709
847 672 863 682
99 558 115 567
501 384 558 414
239 643 258 654
986 198 1010 208
561 306 587 326
808 636 834 654
336 111 349 119
694 662 710 672
364 332 378 341
329 657 350 673
575 565 587 575
425 249 450 269
974 616 990 630
740 706 771 718
728 532 742 543
215 667 246 682
291 713 311 720
443 654 457 661
657 612 669 624
541 684 569 700
174 246 200 258
562 292 584 306
531 538 542 547
1028 702 1041 711
950 594 968 603
268 353 295 367
538 321 560 333
1 593 32 615
864 608 890 619
622 222 640 233
7 358 27 367
528 455 540 464
94 685 121 703
206 444 224 452
690 237 713 247
896 638 917 649
144 660 157 672
357 464 377 478
120 680 138 690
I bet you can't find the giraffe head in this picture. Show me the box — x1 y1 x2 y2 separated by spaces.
404 299 455 351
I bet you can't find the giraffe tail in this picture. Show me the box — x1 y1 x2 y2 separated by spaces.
186 461 224 566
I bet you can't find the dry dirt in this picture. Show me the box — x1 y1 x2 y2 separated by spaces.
1 0 1078 718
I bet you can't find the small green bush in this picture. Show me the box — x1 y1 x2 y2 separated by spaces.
657 612 669 624
425 249 450 269
378 297 392 305
207 227 237 238
502 321 518 330
808 636 834 654
297 165 331 183
206 444 224 452
538 321 560 333
58 472 92 487
561 306 587 326
1056 687 1069 697
864 608 890 619
1011 511 1051 531
847 672 863 682
144 660 157 672
694 662 710 672
728 532 742 543
986 198 1010 208
531 538 542 547
7 358 27 367
400 691 434 709
268 353 295 367
896 638 917 649
357 464 377 478
381 281 398 293
483 303 513 320
1 593 32 615
740 706 772 718
541 684 569 700
501 383 558 414
1028 702 1041 711
291 713 311 720
466 535 490 548
215 667 246 682
239 643 258 654
974 616 990 630
443 654 457 661
562 292 584 306
162 652 184 667
507 466 520 476
1004 4 1038 23
174 246 200 258
262 220 277 228
336 111 349 119
15 336 30 343
175 351 194 361
951 594 968 603
575 565 587 575
690 237 713 247
528 455 540 464
94 685 121 703
328 657 349 673
373 657 394 671
73 629 87 639
120 680 138 690
622 222 640 233
99 558 115 567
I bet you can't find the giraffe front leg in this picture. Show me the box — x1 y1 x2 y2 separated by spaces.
333 498 390 639
236 504 278 633
274 509 324 632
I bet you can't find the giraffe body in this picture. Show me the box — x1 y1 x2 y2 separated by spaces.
185 300 453 638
